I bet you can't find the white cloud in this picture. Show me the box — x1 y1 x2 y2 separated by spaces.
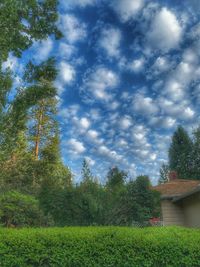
128 58 145 73
68 138 85 154
147 7 183 51
82 66 119 101
58 62 76 84
119 116 133 129
33 38 53 62
85 156 95 166
87 130 99 139
149 116 176 128
98 145 123 163
58 42 76 59
133 93 159 115
2 54 18 71
80 117 91 130
164 80 185 101
60 0 95 9
152 56 171 73
159 98 195 121
112 0 144 22
99 27 121 58
131 125 150 148
59 14 87 44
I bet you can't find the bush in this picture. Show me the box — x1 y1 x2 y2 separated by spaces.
0 191 49 227
0 227 200 266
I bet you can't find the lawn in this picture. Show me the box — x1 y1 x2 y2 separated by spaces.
0 227 200 267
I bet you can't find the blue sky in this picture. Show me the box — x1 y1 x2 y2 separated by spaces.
4 0 200 183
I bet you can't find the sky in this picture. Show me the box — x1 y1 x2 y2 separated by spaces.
4 0 200 184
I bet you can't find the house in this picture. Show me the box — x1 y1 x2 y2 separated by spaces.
153 177 200 227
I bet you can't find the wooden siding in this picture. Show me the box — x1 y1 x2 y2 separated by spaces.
161 200 185 226
182 192 200 228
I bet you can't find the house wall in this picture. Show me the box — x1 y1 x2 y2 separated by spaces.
161 200 185 226
182 192 200 228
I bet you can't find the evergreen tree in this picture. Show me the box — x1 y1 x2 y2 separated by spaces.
158 163 169 184
106 166 127 190
169 126 193 179
190 127 200 179
81 159 93 183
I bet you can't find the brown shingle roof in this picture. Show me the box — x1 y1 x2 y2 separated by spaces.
153 179 200 198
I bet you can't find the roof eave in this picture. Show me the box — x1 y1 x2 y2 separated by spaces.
172 186 200 203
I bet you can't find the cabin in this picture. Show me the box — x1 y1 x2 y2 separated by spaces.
153 176 200 227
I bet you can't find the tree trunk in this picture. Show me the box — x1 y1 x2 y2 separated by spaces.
35 102 44 160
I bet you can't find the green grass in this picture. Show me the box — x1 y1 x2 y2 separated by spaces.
0 227 200 266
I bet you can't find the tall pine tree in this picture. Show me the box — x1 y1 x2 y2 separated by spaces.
169 126 193 179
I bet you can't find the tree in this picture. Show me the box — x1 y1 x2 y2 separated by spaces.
104 167 127 225
0 191 47 227
169 126 193 179
25 59 58 160
0 59 60 192
190 127 200 179
134 176 160 222
0 0 61 191
106 166 127 190
0 0 61 63
81 159 93 183
159 163 169 184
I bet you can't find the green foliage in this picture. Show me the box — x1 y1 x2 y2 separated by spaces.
169 126 193 179
81 159 93 182
0 0 61 62
0 191 46 227
106 166 127 190
159 163 169 184
191 126 200 179
0 227 200 267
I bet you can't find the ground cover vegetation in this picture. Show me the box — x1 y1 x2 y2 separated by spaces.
1 227 200 267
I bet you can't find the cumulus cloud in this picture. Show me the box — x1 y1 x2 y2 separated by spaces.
58 42 76 59
85 156 95 166
99 27 122 58
111 0 145 22
58 14 87 44
82 66 119 101
133 93 159 116
98 145 123 163
58 62 76 84
87 129 99 139
119 116 133 130
151 56 171 74
147 7 183 51
149 116 176 128
128 58 145 73
33 38 53 62
159 98 195 121
68 138 86 154
80 117 91 130
60 0 95 9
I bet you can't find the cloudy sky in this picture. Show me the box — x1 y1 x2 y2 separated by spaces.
5 0 200 183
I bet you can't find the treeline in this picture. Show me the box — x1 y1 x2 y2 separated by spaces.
159 126 200 183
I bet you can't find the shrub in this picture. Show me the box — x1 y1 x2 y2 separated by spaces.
0 191 48 227
0 227 200 266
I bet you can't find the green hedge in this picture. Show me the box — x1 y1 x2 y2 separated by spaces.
0 227 200 267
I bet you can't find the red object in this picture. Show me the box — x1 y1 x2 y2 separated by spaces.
149 217 160 225
168 171 178 181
